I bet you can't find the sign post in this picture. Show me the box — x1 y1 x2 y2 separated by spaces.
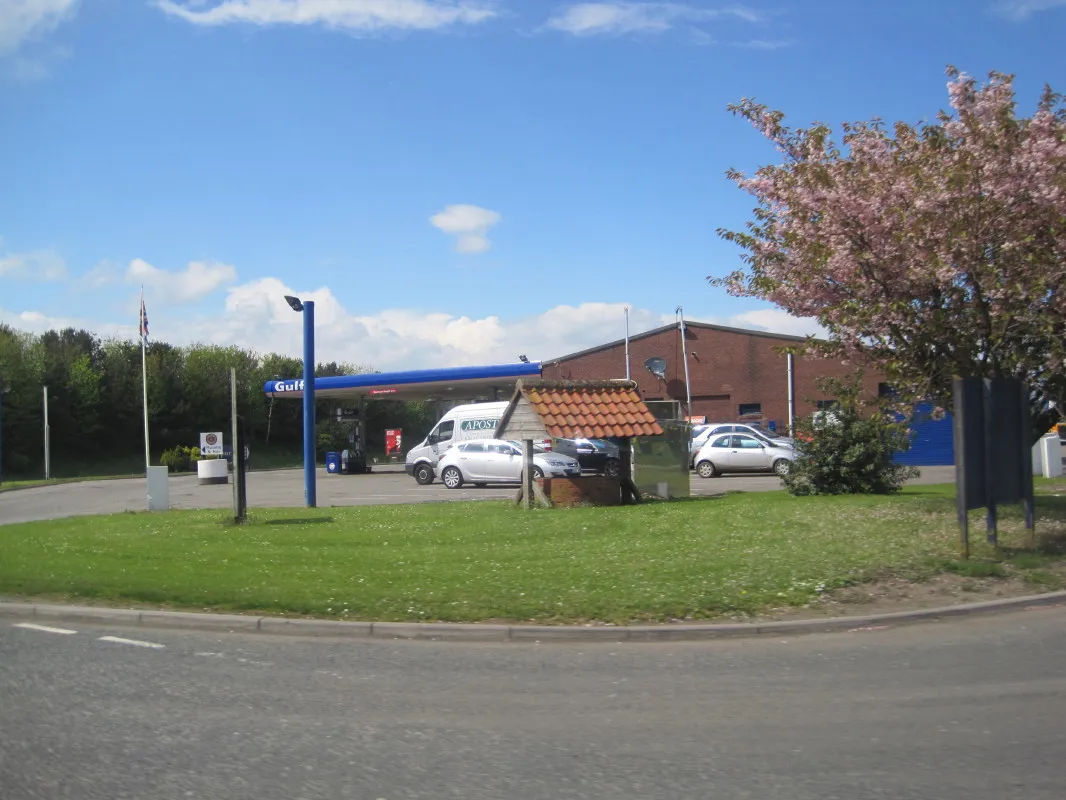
953 377 1035 557
231 369 246 523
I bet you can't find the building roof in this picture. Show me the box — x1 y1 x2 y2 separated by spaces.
542 320 812 366
497 380 664 440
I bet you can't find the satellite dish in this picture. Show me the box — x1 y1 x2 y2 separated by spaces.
644 356 667 380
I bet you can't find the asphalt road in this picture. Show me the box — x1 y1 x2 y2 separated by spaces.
1 607 1063 799
0 466 956 525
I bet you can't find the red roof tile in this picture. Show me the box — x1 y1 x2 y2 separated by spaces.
520 381 663 439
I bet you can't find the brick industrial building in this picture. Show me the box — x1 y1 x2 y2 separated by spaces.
541 321 884 433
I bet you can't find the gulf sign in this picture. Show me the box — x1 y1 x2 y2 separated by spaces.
271 380 305 393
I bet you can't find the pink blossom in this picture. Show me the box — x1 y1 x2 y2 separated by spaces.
713 68 1066 429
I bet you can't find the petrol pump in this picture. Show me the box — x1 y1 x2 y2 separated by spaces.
335 400 370 474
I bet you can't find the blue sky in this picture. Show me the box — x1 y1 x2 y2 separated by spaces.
1 0 1064 370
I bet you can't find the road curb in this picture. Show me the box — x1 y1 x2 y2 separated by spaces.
3 590 1066 642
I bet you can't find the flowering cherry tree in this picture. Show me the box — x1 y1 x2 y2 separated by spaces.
714 69 1066 439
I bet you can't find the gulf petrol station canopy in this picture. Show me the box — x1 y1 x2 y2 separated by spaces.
263 362 543 403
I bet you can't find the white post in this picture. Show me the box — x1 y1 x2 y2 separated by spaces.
787 353 796 436
43 385 50 480
678 307 692 417
624 306 631 381
1039 433 1063 478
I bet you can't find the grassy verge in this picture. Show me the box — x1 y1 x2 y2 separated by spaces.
1036 475 1066 493
1 486 1064 624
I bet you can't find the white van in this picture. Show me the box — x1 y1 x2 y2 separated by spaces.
405 402 510 485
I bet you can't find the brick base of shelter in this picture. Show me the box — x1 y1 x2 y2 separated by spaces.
538 476 622 507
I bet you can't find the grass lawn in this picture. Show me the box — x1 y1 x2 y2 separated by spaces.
1 484 1064 624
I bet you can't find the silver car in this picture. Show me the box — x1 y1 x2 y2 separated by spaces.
693 433 795 478
437 439 581 488
689 423 793 467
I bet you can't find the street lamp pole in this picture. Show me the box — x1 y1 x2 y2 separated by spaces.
43 385 51 480
286 295 317 508
302 300 316 508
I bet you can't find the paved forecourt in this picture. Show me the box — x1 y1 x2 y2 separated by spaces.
0 465 957 525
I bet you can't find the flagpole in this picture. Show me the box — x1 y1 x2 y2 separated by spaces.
140 288 151 474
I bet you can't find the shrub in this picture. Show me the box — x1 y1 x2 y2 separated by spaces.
784 376 919 496
158 446 202 473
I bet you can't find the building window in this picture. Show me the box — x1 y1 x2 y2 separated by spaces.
738 403 762 417
816 399 838 410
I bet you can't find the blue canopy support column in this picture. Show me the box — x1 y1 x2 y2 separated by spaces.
302 300 316 508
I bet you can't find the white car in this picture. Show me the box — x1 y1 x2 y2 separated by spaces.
436 439 582 489
689 423 793 467
693 432 795 478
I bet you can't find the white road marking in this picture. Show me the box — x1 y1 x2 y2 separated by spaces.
98 635 165 649
13 622 77 635
195 651 273 666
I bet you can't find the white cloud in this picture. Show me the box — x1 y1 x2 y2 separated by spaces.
0 0 77 64
207 287 678 368
990 0 1066 20
429 204 501 254
545 2 761 37
125 258 238 303
736 38 790 50
79 260 120 289
0 245 67 281
0 306 135 339
726 308 824 339
156 0 497 32
1 270 824 373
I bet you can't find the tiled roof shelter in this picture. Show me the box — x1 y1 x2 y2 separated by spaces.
496 380 663 441
497 380 662 507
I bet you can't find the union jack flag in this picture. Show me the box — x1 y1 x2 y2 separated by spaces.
139 294 149 342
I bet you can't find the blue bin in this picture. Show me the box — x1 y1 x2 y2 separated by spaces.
325 451 340 474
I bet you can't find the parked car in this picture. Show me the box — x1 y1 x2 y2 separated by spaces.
436 439 581 488
405 401 510 485
693 432 795 478
551 438 622 477
689 423 793 467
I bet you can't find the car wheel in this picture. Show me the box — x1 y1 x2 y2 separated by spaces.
414 463 434 485
604 458 620 479
441 465 463 489
696 460 717 479
773 458 792 477
532 466 544 480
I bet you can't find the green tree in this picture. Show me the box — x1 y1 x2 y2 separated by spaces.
783 376 919 496
0 325 42 475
